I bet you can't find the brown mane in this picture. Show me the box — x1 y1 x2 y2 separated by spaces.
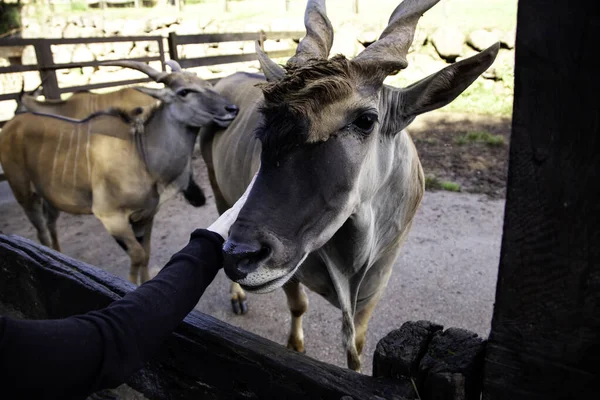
255 55 385 160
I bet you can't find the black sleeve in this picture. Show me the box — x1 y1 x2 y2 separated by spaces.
0 229 224 400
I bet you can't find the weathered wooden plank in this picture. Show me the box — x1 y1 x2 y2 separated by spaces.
0 36 163 46
170 31 304 46
172 32 262 45
482 0 600 399
34 43 60 100
419 328 485 400
0 234 413 400
0 92 21 102
0 64 40 74
179 49 295 69
374 322 485 400
373 320 442 381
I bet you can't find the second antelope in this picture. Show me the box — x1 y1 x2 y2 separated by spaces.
15 64 208 206
0 61 238 284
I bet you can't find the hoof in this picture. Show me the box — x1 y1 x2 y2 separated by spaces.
231 297 248 315
182 181 206 207
287 340 305 354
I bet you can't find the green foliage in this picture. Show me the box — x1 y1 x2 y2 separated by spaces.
440 181 461 192
442 78 513 118
0 2 22 37
425 175 461 192
70 2 88 12
455 131 505 146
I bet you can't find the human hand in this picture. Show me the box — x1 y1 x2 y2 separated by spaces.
207 172 258 240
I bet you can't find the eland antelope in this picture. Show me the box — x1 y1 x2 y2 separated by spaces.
0 61 238 284
201 0 499 371
14 63 208 207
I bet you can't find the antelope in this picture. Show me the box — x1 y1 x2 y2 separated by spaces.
0 61 238 285
15 86 157 117
13 65 208 207
200 0 499 371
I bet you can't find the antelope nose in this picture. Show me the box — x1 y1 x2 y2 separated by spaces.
223 239 271 281
225 104 239 114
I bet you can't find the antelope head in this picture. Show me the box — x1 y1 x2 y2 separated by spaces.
103 60 239 128
223 0 499 292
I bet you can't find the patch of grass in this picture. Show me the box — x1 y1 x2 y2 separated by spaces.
70 2 88 12
442 78 513 118
455 131 505 146
425 175 461 192
440 181 461 192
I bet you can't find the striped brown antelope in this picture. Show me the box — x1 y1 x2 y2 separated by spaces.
0 61 238 284
14 61 208 206
200 0 499 371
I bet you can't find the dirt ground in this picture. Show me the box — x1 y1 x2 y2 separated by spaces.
0 110 509 375
410 111 511 199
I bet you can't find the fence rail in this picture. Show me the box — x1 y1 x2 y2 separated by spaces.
0 30 303 128
0 35 165 105
0 30 302 182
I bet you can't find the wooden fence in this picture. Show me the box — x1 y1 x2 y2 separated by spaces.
0 234 488 400
0 35 165 104
0 30 303 127
0 30 301 182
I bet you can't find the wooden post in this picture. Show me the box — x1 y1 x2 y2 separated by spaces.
352 0 358 14
167 32 179 62
221 0 229 12
374 321 486 400
482 0 600 399
33 41 60 100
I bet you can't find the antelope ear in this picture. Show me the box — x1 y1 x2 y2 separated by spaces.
385 43 500 134
287 0 333 66
255 42 286 82
134 86 174 103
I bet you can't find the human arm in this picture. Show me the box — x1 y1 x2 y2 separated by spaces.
0 229 222 399
0 175 256 399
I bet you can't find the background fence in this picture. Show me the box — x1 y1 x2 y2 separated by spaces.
0 30 302 128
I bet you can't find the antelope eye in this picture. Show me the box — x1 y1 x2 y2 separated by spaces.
352 113 377 133
178 89 190 97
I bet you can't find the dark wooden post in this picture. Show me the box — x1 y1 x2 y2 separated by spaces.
167 32 179 62
33 41 60 100
482 0 600 399
374 321 486 400
157 37 166 71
